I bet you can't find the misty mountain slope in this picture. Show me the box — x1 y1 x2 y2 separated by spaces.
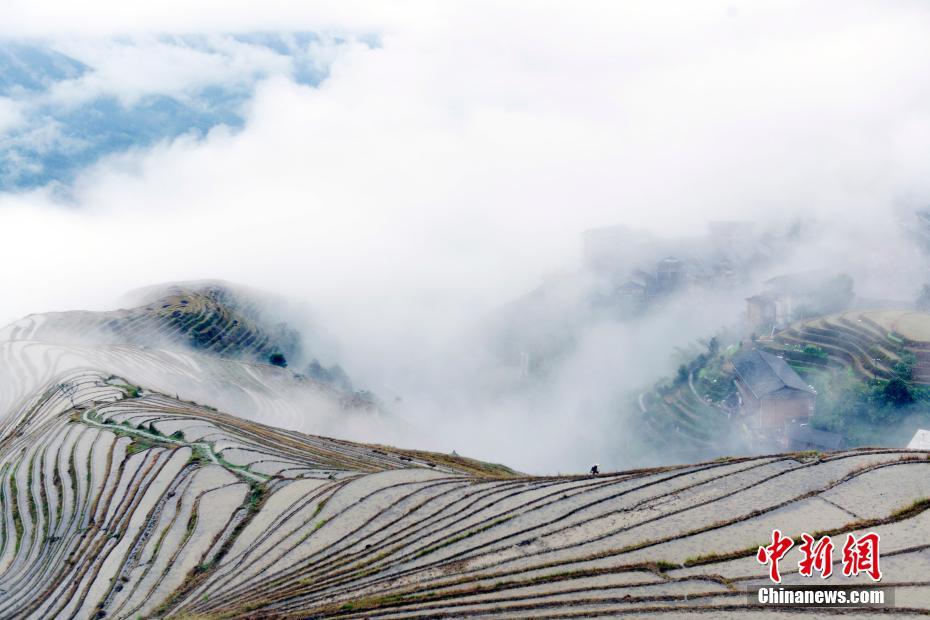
638 381 733 462
0 336 375 444
0 283 381 442
1 371 929 618
0 281 302 365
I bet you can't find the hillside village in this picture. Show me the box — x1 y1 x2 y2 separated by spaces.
481 217 930 464
584 221 777 315
484 220 807 381
639 277 930 462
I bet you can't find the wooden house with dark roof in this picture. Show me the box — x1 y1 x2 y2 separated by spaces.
730 349 816 430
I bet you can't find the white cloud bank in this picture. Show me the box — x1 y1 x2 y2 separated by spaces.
2 0 930 471
43 36 291 107
0 98 23 132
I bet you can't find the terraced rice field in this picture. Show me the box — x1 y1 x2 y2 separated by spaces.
0 333 379 444
639 385 730 461
0 366 928 617
0 282 298 365
763 310 930 384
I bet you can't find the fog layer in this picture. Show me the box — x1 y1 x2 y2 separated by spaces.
3 2 930 472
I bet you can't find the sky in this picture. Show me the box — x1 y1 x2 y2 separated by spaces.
2 0 930 471
0 33 345 189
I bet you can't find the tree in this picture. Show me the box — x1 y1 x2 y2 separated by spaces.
269 352 288 368
305 358 326 380
882 377 913 407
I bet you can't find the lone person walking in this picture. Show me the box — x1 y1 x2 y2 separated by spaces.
590 463 599 476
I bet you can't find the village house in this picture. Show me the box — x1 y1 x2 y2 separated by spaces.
745 271 855 334
614 279 649 309
729 349 816 431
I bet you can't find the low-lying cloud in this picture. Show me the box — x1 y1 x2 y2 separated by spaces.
3 1 930 472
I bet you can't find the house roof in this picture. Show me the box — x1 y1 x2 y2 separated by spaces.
787 424 845 451
617 280 647 291
907 429 930 450
731 349 816 399
763 270 830 293
746 292 777 304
